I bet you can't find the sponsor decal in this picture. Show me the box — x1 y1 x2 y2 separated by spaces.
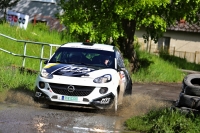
100 98 110 104
60 66 93 73
6 10 29 30
44 63 59 68
46 64 95 76
35 92 42 97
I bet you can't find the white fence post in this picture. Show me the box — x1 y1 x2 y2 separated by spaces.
40 45 44 71
22 42 27 68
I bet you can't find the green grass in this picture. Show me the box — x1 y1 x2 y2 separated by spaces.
159 53 200 71
0 22 75 70
125 108 200 133
130 50 186 83
0 66 36 91
0 22 75 92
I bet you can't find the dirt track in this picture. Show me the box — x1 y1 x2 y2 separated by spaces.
132 83 182 103
0 83 183 133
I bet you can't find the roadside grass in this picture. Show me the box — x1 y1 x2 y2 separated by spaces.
127 50 186 83
0 22 73 98
0 22 74 70
125 108 200 133
159 53 200 71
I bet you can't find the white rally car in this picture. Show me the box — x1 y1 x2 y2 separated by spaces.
34 42 132 111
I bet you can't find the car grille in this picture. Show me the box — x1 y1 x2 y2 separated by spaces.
49 83 95 96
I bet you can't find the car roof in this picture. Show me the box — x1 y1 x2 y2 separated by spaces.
60 42 115 52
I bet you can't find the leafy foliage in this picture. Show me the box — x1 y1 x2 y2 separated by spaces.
58 0 200 43
57 0 200 72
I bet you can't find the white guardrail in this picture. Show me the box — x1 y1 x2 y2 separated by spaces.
0 33 60 71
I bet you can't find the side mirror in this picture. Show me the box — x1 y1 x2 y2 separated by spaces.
117 64 126 72
117 64 121 72
44 60 48 64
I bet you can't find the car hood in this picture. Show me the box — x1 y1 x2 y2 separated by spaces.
43 63 114 77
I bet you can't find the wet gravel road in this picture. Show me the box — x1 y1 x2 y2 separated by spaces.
0 83 182 133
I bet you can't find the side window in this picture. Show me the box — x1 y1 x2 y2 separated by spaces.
116 51 125 68
50 51 68 63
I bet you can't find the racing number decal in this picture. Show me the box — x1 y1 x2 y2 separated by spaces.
101 98 110 104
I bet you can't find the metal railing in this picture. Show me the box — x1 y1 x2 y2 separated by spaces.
0 33 60 71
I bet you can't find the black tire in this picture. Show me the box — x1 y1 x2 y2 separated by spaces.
181 79 186 93
48 104 57 109
195 101 200 110
183 74 200 89
124 82 132 96
177 93 200 110
184 86 200 96
172 106 198 114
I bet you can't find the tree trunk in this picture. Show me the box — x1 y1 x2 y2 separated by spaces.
117 19 138 72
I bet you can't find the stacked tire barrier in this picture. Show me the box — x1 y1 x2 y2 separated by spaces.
175 74 200 113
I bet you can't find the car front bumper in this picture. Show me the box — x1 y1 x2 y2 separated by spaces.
34 86 115 110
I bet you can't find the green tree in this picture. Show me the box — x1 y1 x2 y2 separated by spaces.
0 0 20 21
58 0 200 72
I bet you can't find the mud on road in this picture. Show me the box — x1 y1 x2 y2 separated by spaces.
0 83 182 133
132 83 182 103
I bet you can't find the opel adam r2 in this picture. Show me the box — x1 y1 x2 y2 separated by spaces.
34 42 132 111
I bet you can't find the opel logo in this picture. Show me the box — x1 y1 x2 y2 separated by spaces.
67 85 75 92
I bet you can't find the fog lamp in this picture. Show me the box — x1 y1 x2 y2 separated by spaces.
39 81 45 89
99 87 108 94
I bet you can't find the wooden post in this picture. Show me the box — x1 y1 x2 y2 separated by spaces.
194 51 197 64
149 39 152 53
173 47 175 56
34 14 37 25
184 51 186 59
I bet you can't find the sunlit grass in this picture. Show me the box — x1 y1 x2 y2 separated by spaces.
125 108 200 132
0 22 74 71
129 50 186 83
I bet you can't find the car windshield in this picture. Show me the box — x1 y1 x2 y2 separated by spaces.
49 47 115 69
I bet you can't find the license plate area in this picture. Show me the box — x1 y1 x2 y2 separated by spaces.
62 96 78 101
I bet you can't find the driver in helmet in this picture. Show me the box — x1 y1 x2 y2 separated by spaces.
103 56 112 67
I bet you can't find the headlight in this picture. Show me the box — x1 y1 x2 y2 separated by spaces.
93 74 112 83
40 69 53 79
